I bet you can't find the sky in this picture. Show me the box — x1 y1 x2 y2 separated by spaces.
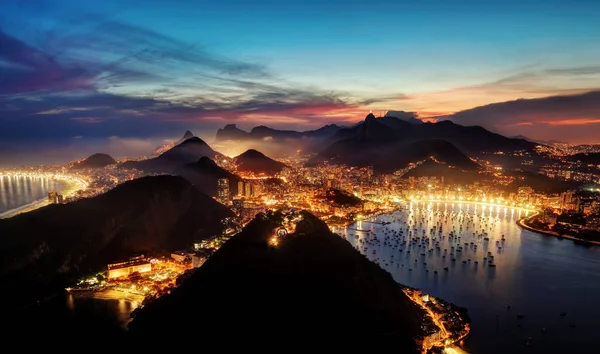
1 0 600 164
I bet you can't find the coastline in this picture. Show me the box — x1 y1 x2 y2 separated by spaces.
0 177 83 219
516 213 600 246
0 197 51 219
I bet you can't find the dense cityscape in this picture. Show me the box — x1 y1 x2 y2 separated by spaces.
2 0 600 351
2 131 598 352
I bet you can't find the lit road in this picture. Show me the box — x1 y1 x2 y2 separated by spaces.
405 289 449 350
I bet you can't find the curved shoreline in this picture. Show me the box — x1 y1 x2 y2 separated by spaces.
516 213 600 246
0 175 86 219
0 197 51 219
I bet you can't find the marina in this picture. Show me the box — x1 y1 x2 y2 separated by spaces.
337 201 600 353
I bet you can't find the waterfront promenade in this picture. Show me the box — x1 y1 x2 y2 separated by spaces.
516 213 600 246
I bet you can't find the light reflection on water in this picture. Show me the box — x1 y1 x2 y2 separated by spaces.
0 175 69 214
343 202 600 354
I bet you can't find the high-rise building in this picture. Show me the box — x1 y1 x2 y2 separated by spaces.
217 178 230 204
560 190 576 211
517 186 534 204
253 184 262 197
245 182 253 197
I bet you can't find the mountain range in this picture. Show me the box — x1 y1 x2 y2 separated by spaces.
128 210 424 348
211 112 537 173
216 123 341 142
310 113 481 172
0 175 232 308
120 107 542 178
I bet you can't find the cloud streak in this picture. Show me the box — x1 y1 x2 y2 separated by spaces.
1 6 600 146
440 90 600 144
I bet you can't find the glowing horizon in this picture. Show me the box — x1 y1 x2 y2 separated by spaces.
1 0 600 145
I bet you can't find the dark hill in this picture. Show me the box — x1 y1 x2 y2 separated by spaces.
323 188 363 206
505 170 581 193
121 137 225 173
151 131 196 156
72 153 116 169
569 152 600 165
175 156 241 196
0 175 232 309
234 149 287 174
412 120 535 153
404 159 485 185
128 211 424 348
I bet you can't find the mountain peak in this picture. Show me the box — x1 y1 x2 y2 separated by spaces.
72 153 116 169
181 136 208 145
182 130 194 140
234 149 287 174
127 211 424 347
365 113 377 121
215 124 249 141
240 149 265 157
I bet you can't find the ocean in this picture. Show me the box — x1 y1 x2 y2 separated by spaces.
0 175 70 216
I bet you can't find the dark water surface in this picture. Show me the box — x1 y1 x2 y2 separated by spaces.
339 201 600 353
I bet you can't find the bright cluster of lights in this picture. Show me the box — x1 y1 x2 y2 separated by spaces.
408 195 536 211
0 170 89 191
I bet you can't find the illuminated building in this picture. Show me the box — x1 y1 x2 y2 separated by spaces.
107 257 152 279
171 251 193 263
238 181 244 196
217 178 230 204
232 198 245 215
561 190 576 211
192 254 206 268
585 215 600 231
517 186 534 203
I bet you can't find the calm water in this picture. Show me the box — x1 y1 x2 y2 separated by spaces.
340 202 600 353
7 294 132 342
0 175 69 214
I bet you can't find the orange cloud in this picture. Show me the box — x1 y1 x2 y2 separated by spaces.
540 118 600 126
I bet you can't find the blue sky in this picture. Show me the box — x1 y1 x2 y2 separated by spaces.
1 0 600 162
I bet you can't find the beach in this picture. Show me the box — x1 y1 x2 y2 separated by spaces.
0 176 84 219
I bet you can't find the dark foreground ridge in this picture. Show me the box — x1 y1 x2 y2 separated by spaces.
129 211 424 348
0 175 232 309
